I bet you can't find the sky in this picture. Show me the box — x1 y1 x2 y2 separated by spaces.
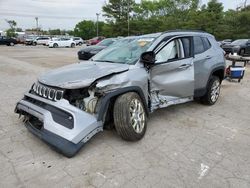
0 0 248 31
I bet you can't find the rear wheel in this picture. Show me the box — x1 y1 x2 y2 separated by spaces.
78 42 82 46
201 76 221 105
53 43 58 48
71 43 75 48
33 42 37 46
113 92 147 141
10 42 15 46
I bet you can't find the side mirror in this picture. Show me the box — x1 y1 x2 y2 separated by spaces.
140 51 156 66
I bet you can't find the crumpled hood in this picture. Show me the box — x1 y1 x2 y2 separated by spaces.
38 61 129 89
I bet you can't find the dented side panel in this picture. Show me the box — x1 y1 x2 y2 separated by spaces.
96 66 149 104
150 57 195 109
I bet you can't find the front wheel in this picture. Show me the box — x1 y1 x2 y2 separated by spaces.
53 43 58 48
201 76 221 105
113 92 147 141
71 43 75 48
10 42 15 46
239 49 245 56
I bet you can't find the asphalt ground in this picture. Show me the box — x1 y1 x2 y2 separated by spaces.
0 44 250 188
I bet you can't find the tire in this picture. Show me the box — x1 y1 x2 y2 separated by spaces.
201 76 221 105
113 92 147 141
10 42 15 46
33 42 37 46
239 49 245 56
71 43 75 48
53 43 58 48
78 42 82 46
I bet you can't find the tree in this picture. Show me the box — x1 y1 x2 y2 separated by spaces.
16 28 23 32
5 19 17 37
48 29 61 35
102 0 136 36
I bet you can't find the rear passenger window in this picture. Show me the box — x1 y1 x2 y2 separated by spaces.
202 37 211 51
194 36 205 55
181 38 192 58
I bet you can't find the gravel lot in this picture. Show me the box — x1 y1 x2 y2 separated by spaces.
0 45 250 188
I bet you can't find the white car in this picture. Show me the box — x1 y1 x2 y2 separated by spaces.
33 36 51 46
48 38 76 48
73 37 84 46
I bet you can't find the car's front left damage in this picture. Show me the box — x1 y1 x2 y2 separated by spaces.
14 61 148 157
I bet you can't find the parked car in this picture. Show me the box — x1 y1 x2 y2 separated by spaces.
222 39 250 56
0 36 17 46
220 39 232 46
48 38 76 48
87 36 105 45
24 36 37 45
78 38 117 60
33 36 51 46
73 37 84 46
15 30 226 157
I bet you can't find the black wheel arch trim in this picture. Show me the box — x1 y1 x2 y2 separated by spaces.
97 86 149 122
206 65 226 88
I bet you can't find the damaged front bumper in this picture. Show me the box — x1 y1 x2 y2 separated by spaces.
15 92 103 157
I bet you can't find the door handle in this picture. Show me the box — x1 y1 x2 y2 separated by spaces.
205 55 212 59
178 64 191 69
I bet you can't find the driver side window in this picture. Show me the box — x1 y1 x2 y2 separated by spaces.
155 39 185 63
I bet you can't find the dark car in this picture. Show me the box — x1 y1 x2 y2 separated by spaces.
222 39 250 56
0 36 17 46
78 38 117 60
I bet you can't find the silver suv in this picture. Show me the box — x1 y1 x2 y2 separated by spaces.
15 30 226 157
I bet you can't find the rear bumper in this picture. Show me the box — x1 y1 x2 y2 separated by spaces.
15 92 103 157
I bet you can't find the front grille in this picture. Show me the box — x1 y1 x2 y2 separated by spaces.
32 82 64 101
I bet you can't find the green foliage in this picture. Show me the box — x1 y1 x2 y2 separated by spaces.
48 29 61 35
6 29 17 38
5 20 17 37
99 0 250 40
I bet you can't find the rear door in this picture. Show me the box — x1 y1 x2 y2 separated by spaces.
193 36 213 93
150 36 194 105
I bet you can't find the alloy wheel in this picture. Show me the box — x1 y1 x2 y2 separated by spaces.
210 80 220 103
129 99 145 134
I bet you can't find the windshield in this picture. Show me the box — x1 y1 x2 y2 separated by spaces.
92 37 155 64
97 39 115 46
231 39 248 45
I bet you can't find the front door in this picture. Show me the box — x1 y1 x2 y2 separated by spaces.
150 37 194 110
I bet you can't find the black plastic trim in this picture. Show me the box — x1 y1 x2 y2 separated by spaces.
24 96 74 129
97 86 148 121
25 121 84 158
194 88 207 98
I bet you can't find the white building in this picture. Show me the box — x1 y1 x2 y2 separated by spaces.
0 30 6 36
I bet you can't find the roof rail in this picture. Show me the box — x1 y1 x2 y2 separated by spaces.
163 29 208 34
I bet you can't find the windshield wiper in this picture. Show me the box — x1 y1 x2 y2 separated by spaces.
93 59 123 64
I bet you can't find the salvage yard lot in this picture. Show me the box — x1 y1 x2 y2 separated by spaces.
0 45 250 188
